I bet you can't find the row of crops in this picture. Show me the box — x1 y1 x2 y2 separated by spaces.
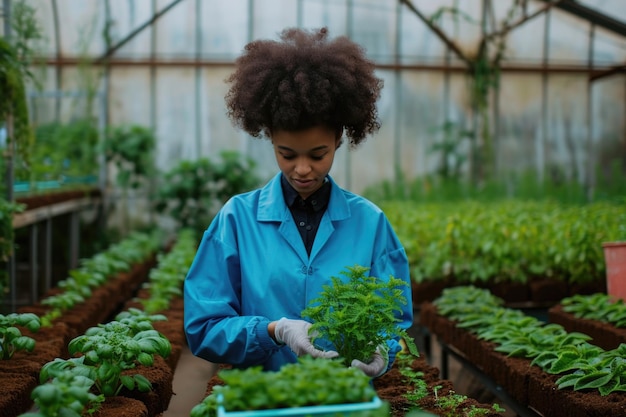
381 200 626 285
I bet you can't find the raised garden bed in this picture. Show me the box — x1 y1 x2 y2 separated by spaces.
420 300 626 417
0 252 157 417
549 301 626 351
14 187 102 211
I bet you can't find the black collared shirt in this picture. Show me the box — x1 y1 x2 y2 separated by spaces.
281 174 331 256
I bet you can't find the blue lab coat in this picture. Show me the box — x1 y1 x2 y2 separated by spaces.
183 173 412 372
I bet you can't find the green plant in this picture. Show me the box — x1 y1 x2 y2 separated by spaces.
556 355 626 396
1 0 42 180
434 286 626 396
190 356 379 417
395 352 505 416
0 312 40 359
434 386 506 417
396 353 429 404
302 265 418 367
103 124 156 189
154 151 260 236
138 228 196 314
20 368 104 417
39 230 162 326
428 120 471 181
0 198 24 300
562 293 626 327
43 317 171 397
29 120 100 182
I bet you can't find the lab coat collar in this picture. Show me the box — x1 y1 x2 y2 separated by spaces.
257 173 350 222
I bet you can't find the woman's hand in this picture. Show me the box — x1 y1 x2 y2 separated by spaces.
351 346 389 378
271 318 339 359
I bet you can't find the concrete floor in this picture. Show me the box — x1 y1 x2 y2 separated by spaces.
163 347 217 417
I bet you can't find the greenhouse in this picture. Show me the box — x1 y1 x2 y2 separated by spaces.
1 0 626 416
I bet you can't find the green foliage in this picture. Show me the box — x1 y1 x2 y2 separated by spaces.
556 351 626 396
29 120 100 181
0 37 34 177
43 316 171 397
363 169 626 206
302 265 418 367
436 390 505 417
396 352 504 416
139 228 196 314
20 368 104 417
0 198 24 300
39 230 162 326
428 121 471 181
434 286 626 396
1 0 43 178
190 356 379 417
562 293 626 328
154 151 260 236
104 124 156 188
380 200 624 286
0 312 40 359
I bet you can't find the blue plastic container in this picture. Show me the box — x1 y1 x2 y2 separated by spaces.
217 396 382 417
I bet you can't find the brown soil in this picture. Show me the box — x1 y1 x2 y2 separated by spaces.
92 396 149 417
15 187 102 210
0 256 159 417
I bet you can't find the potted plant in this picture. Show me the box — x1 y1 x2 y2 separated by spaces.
302 264 419 367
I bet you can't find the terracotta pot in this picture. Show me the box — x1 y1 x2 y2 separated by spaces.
602 241 626 302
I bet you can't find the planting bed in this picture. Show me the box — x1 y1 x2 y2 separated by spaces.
412 278 605 306
0 255 158 417
14 187 102 211
420 301 626 417
548 303 626 351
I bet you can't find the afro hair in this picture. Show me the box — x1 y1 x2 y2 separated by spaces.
224 27 383 147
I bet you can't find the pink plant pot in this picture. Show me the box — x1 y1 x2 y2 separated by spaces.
603 241 626 302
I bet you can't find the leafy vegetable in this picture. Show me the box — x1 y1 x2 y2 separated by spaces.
562 293 626 328
190 356 379 417
302 265 418 367
0 312 40 359
21 366 104 417
434 286 626 396
42 316 171 397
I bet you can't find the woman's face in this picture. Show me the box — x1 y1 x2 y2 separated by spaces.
272 125 341 200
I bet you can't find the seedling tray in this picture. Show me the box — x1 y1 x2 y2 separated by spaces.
217 395 382 417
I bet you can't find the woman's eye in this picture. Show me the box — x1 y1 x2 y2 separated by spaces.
311 155 324 161
282 154 296 160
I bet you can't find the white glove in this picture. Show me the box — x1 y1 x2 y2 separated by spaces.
274 318 339 359
351 346 389 378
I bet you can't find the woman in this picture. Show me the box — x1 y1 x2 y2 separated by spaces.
183 27 412 378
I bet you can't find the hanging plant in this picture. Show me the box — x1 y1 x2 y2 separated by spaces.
1 0 44 179
0 37 34 178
